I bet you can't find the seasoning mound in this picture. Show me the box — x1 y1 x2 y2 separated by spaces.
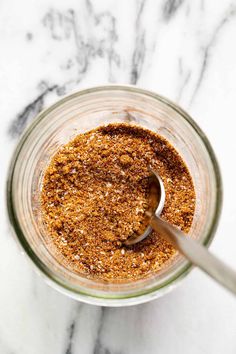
41 123 195 280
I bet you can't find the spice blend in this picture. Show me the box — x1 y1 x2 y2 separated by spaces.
41 123 195 281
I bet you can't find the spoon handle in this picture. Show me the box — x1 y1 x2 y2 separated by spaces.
150 215 236 295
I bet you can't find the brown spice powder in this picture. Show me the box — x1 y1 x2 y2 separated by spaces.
41 123 195 281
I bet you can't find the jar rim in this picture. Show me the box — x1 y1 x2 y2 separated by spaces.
6 85 223 306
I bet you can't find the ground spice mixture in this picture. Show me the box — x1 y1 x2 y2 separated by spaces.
41 123 195 281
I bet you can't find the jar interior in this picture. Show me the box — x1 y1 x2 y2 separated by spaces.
9 87 219 299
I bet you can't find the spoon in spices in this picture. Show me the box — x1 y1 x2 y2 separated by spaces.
125 168 236 295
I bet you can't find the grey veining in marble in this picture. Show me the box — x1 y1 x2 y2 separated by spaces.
1 1 236 353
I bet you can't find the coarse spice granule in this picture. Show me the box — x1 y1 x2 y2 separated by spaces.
41 123 195 281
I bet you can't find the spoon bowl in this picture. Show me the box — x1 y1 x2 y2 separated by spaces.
124 169 165 246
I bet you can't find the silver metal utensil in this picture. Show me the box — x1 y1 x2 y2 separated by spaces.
125 168 236 295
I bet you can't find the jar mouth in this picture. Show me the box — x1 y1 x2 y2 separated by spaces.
6 85 223 306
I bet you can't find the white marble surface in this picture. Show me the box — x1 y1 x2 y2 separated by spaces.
1 0 236 353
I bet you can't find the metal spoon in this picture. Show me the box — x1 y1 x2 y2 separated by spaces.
125 168 236 295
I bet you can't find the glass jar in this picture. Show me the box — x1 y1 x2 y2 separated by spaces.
6 85 222 306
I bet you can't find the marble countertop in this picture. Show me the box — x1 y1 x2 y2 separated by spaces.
1 0 236 353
